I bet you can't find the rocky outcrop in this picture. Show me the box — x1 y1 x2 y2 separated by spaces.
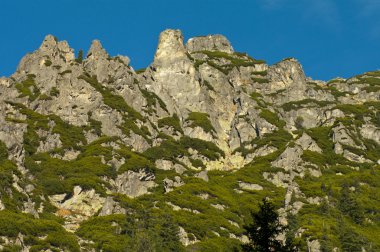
49 186 105 217
267 58 307 102
0 199 4 210
360 123 380 144
195 170 209 182
186 35 234 53
295 133 322 153
109 169 157 198
332 123 364 154
49 186 106 231
0 29 379 251
17 35 75 74
238 182 263 191
99 197 126 216
146 29 205 117
163 176 184 193
179 226 199 246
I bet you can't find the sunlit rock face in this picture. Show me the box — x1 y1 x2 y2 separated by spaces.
0 28 379 251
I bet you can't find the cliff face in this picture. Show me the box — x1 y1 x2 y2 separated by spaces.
0 29 379 251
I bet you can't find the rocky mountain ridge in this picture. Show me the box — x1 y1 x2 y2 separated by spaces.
0 29 379 251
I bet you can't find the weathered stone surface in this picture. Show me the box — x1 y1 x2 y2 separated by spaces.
23 199 39 218
49 186 105 217
247 145 277 159
211 203 226 210
0 29 379 249
109 170 157 198
195 170 209 182
17 34 75 74
163 176 184 193
295 133 322 153
186 34 234 53
155 159 174 170
99 197 126 216
268 58 306 92
360 123 380 144
272 146 304 173
238 182 263 191
179 226 199 246
37 133 62 153
263 171 292 188
0 199 5 210
307 239 321 252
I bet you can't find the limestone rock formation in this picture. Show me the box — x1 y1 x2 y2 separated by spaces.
109 170 157 198
186 34 234 53
0 29 379 251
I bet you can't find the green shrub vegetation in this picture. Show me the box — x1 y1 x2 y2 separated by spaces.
186 112 216 134
59 69 72 76
200 50 266 65
139 87 168 114
77 209 184 252
250 92 268 108
26 153 112 195
0 211 79 251
15 75 41 101
251 77 269 84
117 146 155 173
1 60 380 251
50 114 87 149
203 80 215 91
194 50 265 75
143 136 224 162
234 129 292 157
325 85 347 97
259 109 285 128
135 68 146 74
38 93 52 101
251 70 268 76
44 59 52 66
158 114 183 134
75 49 83 64
282 99 335 111
79 74 143 121
79 74 153 141
49 86 60 96
0 140 8 161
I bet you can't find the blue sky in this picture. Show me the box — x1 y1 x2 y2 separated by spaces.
1 0 380 80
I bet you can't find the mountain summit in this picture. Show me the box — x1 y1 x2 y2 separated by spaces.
0 29 379 251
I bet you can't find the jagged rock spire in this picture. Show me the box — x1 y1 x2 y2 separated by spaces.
39 34 58 51
87 40 109 59
16 35 75 73
154 29 187 64
186 34 234 54
38 35 74 59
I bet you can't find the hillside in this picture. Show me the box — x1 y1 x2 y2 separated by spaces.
0 29 379 251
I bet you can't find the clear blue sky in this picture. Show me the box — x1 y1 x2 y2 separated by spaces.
1 0 379 80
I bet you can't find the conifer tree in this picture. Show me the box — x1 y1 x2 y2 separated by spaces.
243 198 298 252
76 49 83 63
